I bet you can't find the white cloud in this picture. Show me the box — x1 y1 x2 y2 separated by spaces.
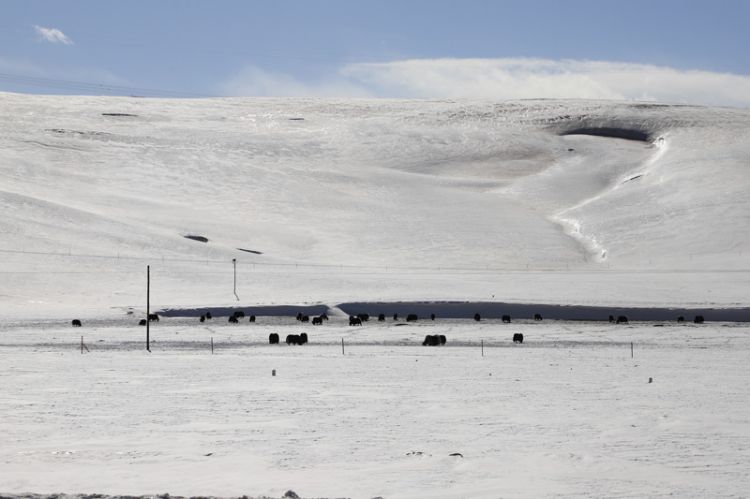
220 66 372 98
33 25 73 45
222 58 750 108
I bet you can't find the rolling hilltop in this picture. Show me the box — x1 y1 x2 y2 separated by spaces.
1 93 748 318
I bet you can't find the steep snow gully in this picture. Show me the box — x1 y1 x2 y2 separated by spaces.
551 128 669 262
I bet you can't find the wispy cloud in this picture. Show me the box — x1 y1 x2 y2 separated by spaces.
33 25 73 45
220 66 372 98
221 58 750 108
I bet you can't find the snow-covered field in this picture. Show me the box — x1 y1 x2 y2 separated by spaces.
1 93 749 319
2 318 750 498
2 93 750 497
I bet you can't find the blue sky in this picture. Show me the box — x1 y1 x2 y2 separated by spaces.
1 0 749 105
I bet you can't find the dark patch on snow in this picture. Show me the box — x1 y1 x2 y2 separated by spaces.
184 235 209 243
237 248 263 254
338 301 750 322
560 127 652 142
46 128 113 138
160 304 328 318
624 174 644 182
288 117 305 121
102 113 138 117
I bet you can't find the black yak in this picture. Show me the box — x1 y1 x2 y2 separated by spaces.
616 315 629 324
71 319 82 327
422 334 440 346
439 334 446 345
286 334 301 345
349 316 362 326
148 313 159 322
502 315 511 323
312 316 323 325
431 313 436 321
299 333 309 345
205 311 212 320
378 314 385 322
694 315 705 324
357 313 370 322
533 314 542 321
474 313 481 321
320 313 329 321
138 319 147 326
677 316 685 323
269 333 280 344
300 315 310 323
199 315 206 323
233 311 245 318
608 315 615 323
249 315 256 323
228 316 239 323
513 333 524 343
393 313 398 320
406 314 418 322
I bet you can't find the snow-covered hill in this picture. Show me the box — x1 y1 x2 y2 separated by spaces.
1 93 748 318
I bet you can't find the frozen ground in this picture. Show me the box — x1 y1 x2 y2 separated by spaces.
2 318 750 498
1 93 749 320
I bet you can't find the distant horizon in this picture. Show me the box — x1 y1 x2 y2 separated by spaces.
2 1 750 106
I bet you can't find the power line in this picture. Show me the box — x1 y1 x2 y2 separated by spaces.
1 247 750 275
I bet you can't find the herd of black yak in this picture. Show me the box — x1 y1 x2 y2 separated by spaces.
69 311 709 346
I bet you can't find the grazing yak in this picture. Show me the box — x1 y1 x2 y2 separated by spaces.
71 319 82 327
205 311 212 320
249 315 256 323
608 315 615 323
349 316 362 326
378 314 385 322
296 312 304 321
300 315 310 323
694 315 705 324
677 316 685 323
269 333 280 344
357 313 370 322
312 316 323 325
233 311 245 319
393 313 398 321
430 314 436 321
138 319 147 326
422 334 446 346
474 313 481 322
148 313 159 322
228 316 239 323
286 334 305 345
502 314 511 323
533 314 543 321
513 333 524 343
616 315 629 324
406 314 418 322
319 313 329 321
199 315 206 323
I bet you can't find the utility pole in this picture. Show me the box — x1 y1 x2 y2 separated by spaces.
146 265 151 352
233 258 239 301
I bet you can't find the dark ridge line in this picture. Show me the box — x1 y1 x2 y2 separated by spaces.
101 112 138 117
183 235 209 243
160 302 750 322
237 248 263 254
560 127 653 142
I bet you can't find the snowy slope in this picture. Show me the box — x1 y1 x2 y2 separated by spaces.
0 93 749 318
